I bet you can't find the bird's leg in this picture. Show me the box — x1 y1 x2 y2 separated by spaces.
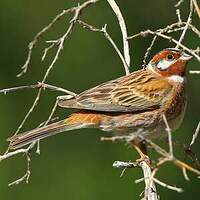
132 140 150 164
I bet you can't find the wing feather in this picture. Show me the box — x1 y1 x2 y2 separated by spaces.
58 69 173 112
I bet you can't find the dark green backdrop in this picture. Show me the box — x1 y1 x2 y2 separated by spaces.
0 0 199 199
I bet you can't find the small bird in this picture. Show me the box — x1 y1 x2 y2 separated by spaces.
7 48 192 155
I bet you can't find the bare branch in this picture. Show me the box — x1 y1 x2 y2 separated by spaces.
0 148 30 162
153 178 183 193
17 0 100 77
162 114 173 157
192 0 200 19
14 0 99 136
77 20 130 74
128 29 200 62
139 161 158 200
182 167 190 181
8 154 31 186
175 0 184 7
176 0 193 48
176 9 182 23
17 9 73 77
190 70 200 74
190 121 200 146
107 0 130 72
0 82 76 96
113 159 158 200
142 35 158 68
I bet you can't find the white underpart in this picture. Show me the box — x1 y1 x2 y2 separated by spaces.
168 75 185 83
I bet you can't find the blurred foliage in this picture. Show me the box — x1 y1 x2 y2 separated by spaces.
0 0 199 199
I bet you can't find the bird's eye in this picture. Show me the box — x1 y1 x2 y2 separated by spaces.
166 54 174 60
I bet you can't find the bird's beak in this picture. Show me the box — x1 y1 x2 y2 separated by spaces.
180 52 193 61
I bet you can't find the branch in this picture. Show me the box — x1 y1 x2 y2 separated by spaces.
13 0 99 137
113 159 158 200
17 0 100 77
190 121 200 146
139 161 158 200
77 20 129 75
192 0 200 19
176 0 193 48
128 29 200 62
190 70 200 74
0 82 76 96
107 0 130 72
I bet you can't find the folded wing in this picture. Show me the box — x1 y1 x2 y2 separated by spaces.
58 69 172 112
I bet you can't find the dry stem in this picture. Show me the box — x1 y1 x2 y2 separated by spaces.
77 20 129 74
107 0 130 71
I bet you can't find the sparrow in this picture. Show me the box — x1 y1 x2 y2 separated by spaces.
7 48 192 154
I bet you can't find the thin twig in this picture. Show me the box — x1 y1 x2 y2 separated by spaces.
176 9 182 23
0 82 76 96
142 35 158 68
162 114 173 157
17 9 74 77
8 153 31 186
107 0 130 72
77 20 129 74
182 167 190 181
128 30 200 62
175 0 184 7
176 0 193 48
153 178 183 193
13 0 98 136
190 121 200 146
17 0 100 77
192 0 200 19
190 70 200 74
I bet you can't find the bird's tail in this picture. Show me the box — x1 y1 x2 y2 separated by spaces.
7 117 91 150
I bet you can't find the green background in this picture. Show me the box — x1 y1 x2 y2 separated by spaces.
0 0 199 199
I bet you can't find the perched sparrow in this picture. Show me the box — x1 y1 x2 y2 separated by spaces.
8 48 192 153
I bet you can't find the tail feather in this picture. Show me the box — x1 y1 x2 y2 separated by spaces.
7 120 87 150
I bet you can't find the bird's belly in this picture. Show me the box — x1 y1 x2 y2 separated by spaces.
99 110 162 139
99 100 186 140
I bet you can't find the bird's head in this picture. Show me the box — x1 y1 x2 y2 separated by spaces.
147 48 193 82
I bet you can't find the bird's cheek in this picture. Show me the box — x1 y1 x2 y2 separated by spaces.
169 61 187 76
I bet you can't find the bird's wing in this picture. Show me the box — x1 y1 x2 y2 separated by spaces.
58 69 173 112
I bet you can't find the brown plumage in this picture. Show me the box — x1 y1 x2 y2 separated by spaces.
7 48 192 150
58 70 172 112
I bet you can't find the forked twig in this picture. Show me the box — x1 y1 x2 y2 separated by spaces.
13 0 99 137
17 0 100 77
77 20 129 74
176 0 193 48
128 29 200 62
0 82 76 96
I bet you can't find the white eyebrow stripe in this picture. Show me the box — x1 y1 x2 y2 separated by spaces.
168 75 185 83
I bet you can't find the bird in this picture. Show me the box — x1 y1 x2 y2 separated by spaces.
7 48 192 157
